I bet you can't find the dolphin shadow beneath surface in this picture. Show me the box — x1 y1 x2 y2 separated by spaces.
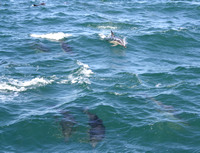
59 110 76 142
146 96 188 127
31 42 50 53
84 110 106 148
60 41 72 52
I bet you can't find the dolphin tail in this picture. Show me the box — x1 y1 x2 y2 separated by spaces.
123 37 127 47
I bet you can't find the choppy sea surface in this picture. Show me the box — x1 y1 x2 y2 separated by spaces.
1 0 200 152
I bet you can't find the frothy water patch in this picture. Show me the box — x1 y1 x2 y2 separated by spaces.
61 60 93 85
99 33 108 39
30 32 72 41
0 77 54 92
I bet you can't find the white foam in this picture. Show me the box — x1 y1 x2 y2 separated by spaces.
77 60 89 69
99 33 107 39
77 61 93 77
63 60 93 85
0 77 54 92
0 83 25 92
30 32 72 41
12 78 53 87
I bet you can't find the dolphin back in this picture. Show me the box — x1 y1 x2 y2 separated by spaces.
61 42 71 52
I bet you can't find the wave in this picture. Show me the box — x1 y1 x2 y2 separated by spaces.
30 32 72 41
61 60 93 85
0 77 54 92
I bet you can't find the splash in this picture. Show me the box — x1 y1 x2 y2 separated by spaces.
30 32 72 41
99 33 108 39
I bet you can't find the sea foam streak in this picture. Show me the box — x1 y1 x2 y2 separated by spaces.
30 32 72 41
0 77 54 92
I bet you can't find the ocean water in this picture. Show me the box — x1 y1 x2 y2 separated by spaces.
0 0 200 152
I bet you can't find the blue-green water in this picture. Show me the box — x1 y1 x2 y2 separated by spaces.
1 0 200 152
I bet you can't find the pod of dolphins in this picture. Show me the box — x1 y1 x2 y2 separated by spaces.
31 3 110 148
30 2 184 149
32 41 71 53
32 31 126 53
60 109 105 148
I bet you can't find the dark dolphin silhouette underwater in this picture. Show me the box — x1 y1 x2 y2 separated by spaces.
84 110 106 147
59 111 76 142
60 41 72 52
59 109 105 147
32 42 50 52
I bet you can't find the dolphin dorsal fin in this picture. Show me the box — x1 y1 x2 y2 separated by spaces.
111 31 115 37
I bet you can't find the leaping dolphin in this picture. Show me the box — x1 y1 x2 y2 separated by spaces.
108 31 127 48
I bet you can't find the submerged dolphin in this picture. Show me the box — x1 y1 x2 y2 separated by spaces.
61 41 71 52
32 42 50 52
150 97 175 114
108 31 127 48
85 110 105 147
60 111 76 141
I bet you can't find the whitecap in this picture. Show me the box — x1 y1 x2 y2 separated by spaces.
30 32 72 41
61 60 93 85
0 77 54 92
0 83 25 92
